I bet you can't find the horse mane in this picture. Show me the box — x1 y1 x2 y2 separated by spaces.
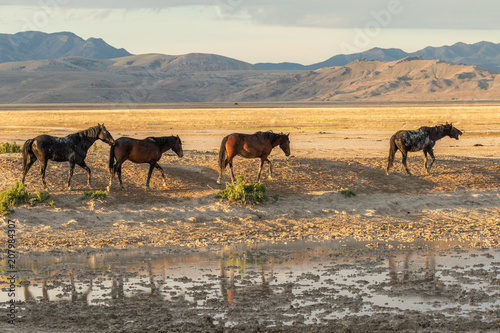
75 125 101 139
255 131 283 145
148 136 178 146
418 123 452 140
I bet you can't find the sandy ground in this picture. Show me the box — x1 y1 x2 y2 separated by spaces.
1 106 500 331
1 128 499 252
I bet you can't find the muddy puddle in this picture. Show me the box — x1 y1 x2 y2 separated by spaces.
2 241 500 328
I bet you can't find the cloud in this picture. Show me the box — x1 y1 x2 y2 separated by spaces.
236 0 500 30
4 0 500 30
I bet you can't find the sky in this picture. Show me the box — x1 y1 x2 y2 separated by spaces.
1 0 500 65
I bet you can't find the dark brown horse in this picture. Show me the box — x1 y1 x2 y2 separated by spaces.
107 136 183 191
387 123 462 175
217 131 290 184
21 124 114 190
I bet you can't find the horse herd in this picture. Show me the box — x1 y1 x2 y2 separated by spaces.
20 123 462 191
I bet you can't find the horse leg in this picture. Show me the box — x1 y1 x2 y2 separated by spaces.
217 158 228 185
146 163 155 191
401 152 413 176
256 160 264 182
266 159 273 180
154 162 168 188
229 160 237 183
76 160 92 188
423 150 429 173
115 162 126 190
40 159 49 190
107 167 114 192
67 161 76 190
426 149 436 174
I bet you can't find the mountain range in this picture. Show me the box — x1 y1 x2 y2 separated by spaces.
257 42 500 72
0 31 130 63
0 31 500 103
228 57 500 102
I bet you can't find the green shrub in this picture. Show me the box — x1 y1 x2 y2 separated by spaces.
339 188 356 197
78 190 107 201
0 202 14 215
29 190 51 206
0 142 22 154
216 176 268 205
0 182 52 215
0 182 31 208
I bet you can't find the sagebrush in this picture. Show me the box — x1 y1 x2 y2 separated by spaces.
0 142 22 154
78 190 107 201
216 176 268 205
0 182 52 215
339 188 356 197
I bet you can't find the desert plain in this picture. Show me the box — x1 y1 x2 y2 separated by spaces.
0 103 499 332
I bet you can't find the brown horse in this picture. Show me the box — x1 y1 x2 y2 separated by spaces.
107 136 183 191
217 131 290 184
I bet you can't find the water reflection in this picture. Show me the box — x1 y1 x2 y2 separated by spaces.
1 241 500 326
219 252 274 305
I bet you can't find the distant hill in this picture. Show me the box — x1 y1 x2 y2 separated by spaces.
0 31 131 63
0 32 499 103
228 57 500 102
111 53 258 72
0 54 283 104
256 42 500 71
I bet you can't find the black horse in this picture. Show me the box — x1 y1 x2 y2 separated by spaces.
22 124 115 190
107 136 183 191
387 123 462 175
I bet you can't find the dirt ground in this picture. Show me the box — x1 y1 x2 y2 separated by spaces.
1 105 500 332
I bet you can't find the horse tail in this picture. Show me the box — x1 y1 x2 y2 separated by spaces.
387 134 397 174
108 144 115 174
21 139 36 183
218 136 229 172
22 139 34 172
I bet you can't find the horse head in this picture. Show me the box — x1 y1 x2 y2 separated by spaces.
445 123 463 140
279 133 291 156
98 123 115 145
173 135 184 158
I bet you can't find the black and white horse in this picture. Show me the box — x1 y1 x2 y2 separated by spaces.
22 124 115 190
387 123 462 175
